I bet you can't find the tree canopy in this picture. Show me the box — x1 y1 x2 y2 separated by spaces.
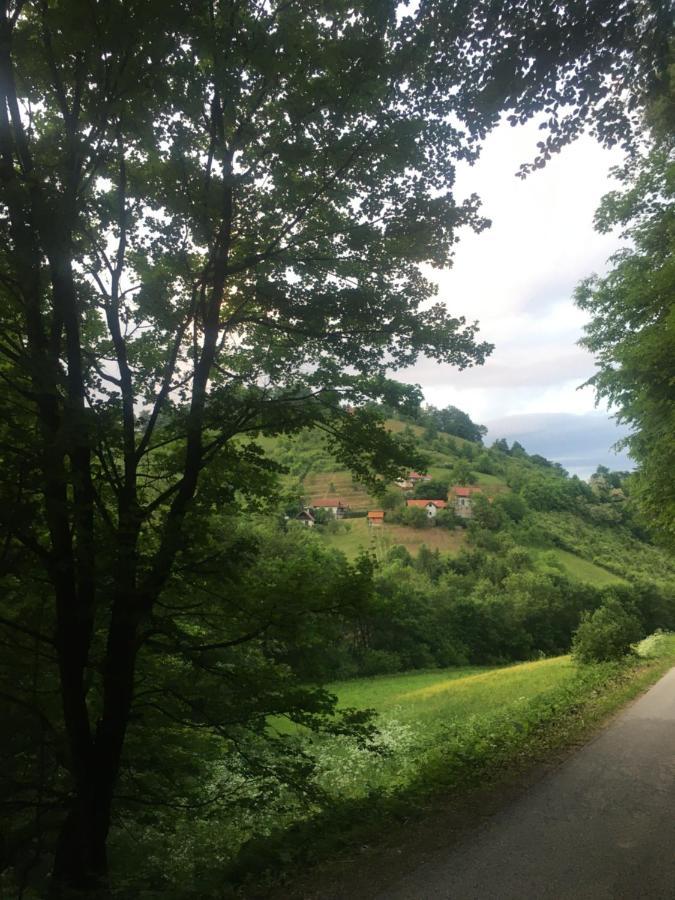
1 0 672 894
576 73 675 548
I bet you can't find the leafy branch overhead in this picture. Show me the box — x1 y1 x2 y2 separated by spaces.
0 0 671 894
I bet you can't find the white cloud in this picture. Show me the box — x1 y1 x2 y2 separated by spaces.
398 118 625 432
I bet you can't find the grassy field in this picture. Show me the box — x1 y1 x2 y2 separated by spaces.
329 656 577 727
321 517 467 560
213 636 675 893
302 471 375 508
540 548 626 586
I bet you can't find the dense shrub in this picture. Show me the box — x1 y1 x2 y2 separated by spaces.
413 478 450 499
394 505 430 528
572 600 644 663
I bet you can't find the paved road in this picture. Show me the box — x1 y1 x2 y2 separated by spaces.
375 667 675 900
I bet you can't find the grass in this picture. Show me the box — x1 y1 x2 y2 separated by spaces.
301 471 375 508
228 635 675 894
320 517 467 560
540 548 626 586
329 656 576 727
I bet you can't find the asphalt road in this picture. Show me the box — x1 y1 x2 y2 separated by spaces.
375 667 675 900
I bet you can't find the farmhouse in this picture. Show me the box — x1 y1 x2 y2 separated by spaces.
310 497 349 518
406 498 448 519
450 485 482 518
396 471 433 490
408 471 432 484
295 508 316 527
367 510 385 527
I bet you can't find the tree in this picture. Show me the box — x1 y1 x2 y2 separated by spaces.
494 492 528 523
449 460 477 486
475 451 497 474
469 494 504 531
572 599 644 663
413 478 450 499
1 0 671 893
491 438 510 454
576 134 675 547
426 404 487 443
397 505 430 529
380 487 406 511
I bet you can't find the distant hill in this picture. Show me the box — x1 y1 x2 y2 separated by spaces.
485 412 633 478
260 414 673 591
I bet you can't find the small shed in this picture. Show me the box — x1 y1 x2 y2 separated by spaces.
367 510 385 527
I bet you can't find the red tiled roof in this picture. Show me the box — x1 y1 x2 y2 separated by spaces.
406 499 447 508
452 486 482 497
367 510 384 519
311 497 348 508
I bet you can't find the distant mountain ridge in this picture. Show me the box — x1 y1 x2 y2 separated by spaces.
485 412 633 478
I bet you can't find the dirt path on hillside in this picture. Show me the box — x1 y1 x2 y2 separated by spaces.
279 667 675 900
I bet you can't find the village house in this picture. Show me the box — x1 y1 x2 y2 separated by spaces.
405 498 448 519
367 510 385 527
295 508 316 527
310 497 349 518
395 471 433 491
408 471 432 484
450 485 482 518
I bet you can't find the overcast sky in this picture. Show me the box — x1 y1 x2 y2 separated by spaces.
398 117 632 476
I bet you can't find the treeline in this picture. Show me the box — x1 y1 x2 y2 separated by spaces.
313 538 675 677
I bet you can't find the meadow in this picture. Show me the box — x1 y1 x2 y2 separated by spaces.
288 636 675 808
329 656 576 726
114 635 675 894
320 516 467 559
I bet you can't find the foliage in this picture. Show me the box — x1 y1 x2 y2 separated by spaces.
412 478 450 499
494 492 528 522
572 599 644 663
1 0 673 893
576 135 675 548
394 505 431 529
469 494 504 531
449 460 477 485
149 645 675 895
421 404 487 443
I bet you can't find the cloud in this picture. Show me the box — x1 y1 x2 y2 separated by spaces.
394 117 631 472
484 412 633 477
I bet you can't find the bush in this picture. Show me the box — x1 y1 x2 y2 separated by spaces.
357 649 403 675
395 505 430 528
494 492 528 522
572 600 644 663
435 508 460 529
412 478 449 499
380 488 405 511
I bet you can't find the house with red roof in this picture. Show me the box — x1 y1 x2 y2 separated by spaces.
406 498 448 519
395 471 433 491
310 497 349 519
450 485 482 518
408 472 432 484
367 510 385 527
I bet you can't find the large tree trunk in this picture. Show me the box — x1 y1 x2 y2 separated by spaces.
50 780 112 898
50 581 141 898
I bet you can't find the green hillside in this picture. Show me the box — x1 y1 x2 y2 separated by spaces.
321 516 468 561
261 411 674 592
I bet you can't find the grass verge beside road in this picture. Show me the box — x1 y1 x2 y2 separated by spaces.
230 634 675 896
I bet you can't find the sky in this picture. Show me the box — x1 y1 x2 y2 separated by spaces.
398 117 633 477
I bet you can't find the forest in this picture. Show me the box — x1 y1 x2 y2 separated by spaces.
0 1 673 897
